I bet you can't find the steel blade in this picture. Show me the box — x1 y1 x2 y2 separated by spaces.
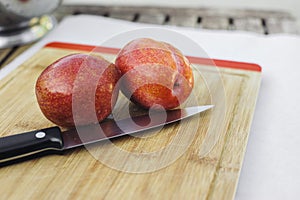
62 105 213 150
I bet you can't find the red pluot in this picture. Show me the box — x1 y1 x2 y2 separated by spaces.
35 53 120 127
115 38 194 110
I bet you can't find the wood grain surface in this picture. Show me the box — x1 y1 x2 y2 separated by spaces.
0 43 261 200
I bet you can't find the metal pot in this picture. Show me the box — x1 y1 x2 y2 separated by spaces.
0 0 62 48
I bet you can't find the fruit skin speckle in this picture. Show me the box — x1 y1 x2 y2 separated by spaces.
35 54 121 127
115 38 194 110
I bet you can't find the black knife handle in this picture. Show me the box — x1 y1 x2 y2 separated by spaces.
0 127 64 164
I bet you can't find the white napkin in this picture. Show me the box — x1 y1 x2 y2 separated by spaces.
1 15 300 199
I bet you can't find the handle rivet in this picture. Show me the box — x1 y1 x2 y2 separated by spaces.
35 131 46 139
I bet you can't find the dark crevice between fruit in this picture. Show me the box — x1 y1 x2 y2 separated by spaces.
173 82 180 88
172 79 181 97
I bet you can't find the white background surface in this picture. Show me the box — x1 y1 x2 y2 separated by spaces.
1 15 300 199
63 0 300 29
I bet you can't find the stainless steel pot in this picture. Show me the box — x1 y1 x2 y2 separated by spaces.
0 0 62 48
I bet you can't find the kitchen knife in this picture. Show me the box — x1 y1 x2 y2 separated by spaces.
0 105 213 165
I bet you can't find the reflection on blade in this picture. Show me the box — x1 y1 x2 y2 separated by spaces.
62 105 213 150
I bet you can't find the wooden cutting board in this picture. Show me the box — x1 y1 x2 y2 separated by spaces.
0 42 261 200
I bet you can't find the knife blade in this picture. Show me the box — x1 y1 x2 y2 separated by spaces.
0 105 213 165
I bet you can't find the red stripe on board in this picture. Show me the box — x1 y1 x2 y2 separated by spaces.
187 56 262 72
45 42 120 54
45 42 261 72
